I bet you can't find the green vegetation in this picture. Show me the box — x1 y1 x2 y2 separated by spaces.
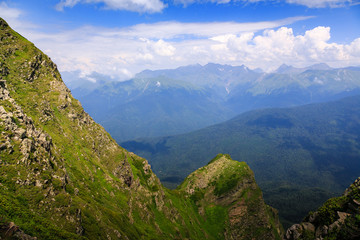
316 197 347 225
284 178 360 240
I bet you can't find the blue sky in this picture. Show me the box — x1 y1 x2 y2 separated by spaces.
1 0 360 80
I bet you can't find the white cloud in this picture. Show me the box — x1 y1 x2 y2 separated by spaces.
209 26 360 70
0 2 21 20
0 2 23 29
121 16 313 39
175 0 231 5
56 0 166 13
286 0 353 8
0 2 38 33
145 39 176 56
175 0 354 8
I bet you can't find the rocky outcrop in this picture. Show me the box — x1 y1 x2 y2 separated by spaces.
0 81 54 166
0 221 36 240
284 177 360 240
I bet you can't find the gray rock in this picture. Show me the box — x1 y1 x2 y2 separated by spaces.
308 212 318 223
15 128 26 139
35 179 42 188
315 225 328 238
285 224 303 240
301 222 315 233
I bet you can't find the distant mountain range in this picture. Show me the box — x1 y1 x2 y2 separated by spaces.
121 95 360 227
64 63 360 142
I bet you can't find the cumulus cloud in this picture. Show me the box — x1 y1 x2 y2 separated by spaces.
144 39 176 56
208 26 360 70
56 0 166 13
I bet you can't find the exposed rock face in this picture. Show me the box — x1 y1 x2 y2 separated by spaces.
179 154 283 240
284 177 360 240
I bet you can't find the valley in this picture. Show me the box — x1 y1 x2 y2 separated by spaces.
122 95 360 227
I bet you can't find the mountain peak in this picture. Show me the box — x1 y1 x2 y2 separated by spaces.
275 64 297 73
179 154 283 239
275 63 333 74
307 63 332 70
0 17 9 28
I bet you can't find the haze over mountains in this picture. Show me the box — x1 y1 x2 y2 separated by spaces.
64 63 360 142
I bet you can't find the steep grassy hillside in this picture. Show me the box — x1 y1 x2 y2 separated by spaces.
122 95 360 227
0 17 282 239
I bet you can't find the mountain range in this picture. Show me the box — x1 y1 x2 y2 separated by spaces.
64 61 360 142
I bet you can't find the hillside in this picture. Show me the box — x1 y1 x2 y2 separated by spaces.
122 95 360 227
0 17 282 239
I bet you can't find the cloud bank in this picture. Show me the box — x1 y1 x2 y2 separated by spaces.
1 2 360 80
24 21 360 80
